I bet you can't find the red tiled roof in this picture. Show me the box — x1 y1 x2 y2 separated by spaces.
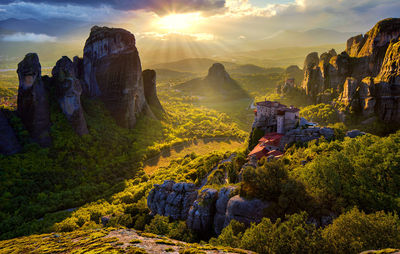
248 143 267 159
249 133 285 160
267 150 284 157
258 133 284 146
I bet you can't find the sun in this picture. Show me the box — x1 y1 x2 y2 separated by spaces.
157 13 202 32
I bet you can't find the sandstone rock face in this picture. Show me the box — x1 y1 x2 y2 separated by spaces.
52 56 88 136
0 111 21 155
142 69 164 119
83 26 150 128
301 18 400 122
147 180 197 220
187 188 218 234
302 50 349 101
17 53 51 147
346 18 400 76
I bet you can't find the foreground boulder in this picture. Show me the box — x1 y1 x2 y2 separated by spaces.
0 111 21 155
142 69 165 119
17 53 51 147
52 56 88 136
83 26 152 128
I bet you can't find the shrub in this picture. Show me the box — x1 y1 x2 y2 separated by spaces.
321 208 400 253
209 220 246 248
144 215 170 236
248 127 265 151
53 217 79 232
239 212 321 254
240 160 310 218
168 221 196 243
300 103 339 126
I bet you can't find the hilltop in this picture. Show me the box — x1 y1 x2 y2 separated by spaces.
175 63 250 101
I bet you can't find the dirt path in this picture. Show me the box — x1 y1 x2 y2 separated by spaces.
200 153 237 188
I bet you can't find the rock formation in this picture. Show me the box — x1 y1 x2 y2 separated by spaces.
213 186 237 235
176 63 250 100
52 56 88 135
17 53 51 147
83 26 152 128
223 195 269 228
187 188 218 234
0 111 21 155
147 181 197 220
301 49 350 102
1 26 166 156
72 56 85 82
300 18 400 122
147 180 269 235
142 69 165 119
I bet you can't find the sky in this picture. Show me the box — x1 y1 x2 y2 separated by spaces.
0 0 399 61
0 0 399 43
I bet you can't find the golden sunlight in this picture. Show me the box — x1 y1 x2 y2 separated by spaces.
157 13 202 32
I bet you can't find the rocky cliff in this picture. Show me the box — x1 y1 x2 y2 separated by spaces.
17 53 52 147
142 69 165 119
301 18 400 122
83 26 153 128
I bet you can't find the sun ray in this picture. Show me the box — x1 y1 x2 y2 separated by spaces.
157 13 202 32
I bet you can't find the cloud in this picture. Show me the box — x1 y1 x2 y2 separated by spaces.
0 1 119 21
0 0 226 15
2 32 57 42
